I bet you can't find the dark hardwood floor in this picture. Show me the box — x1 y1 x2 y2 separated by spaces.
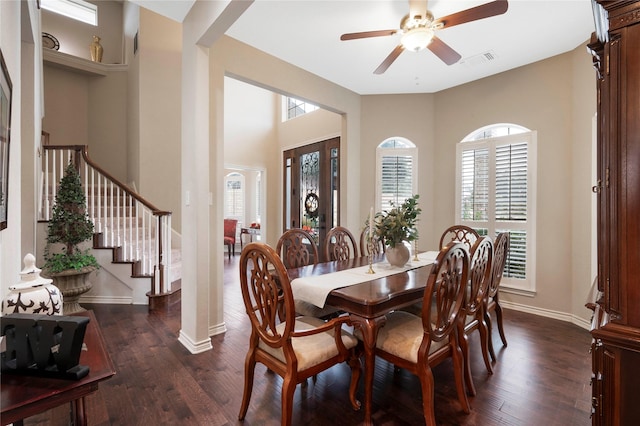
24 255 593 425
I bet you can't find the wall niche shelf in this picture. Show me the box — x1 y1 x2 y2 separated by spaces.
43 49 127 77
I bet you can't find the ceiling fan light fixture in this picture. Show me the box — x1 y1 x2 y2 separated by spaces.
401 27 435 52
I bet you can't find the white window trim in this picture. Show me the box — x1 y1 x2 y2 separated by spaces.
41 0 98 26
375 138 418 212
455 131 537 295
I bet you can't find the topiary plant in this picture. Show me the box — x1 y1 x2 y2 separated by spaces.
44 162 99 274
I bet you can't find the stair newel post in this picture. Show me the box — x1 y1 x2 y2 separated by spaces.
156 212 164 295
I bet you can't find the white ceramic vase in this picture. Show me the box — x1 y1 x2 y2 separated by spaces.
386 243 410 267
2 253 63 315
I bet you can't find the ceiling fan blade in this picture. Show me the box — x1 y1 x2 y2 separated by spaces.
374 45 405 74
340 29 398 41
433 0 508 29
427 36 462 65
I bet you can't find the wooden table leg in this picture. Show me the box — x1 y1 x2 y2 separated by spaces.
350 314 386 426
71 397 87 426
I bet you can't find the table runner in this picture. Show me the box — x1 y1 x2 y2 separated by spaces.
291 251 439 308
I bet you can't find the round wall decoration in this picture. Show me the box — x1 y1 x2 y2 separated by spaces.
42 32 60 50
304 192 319 218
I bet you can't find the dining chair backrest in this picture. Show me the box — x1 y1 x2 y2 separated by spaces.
359 226 385 257
439 225 480 252
466 236 493 317
488 232 509 299
421 241 470 343
456 235 494 396
276 228 319 268
324 226 359 261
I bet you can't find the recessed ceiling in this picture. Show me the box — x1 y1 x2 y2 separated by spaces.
136 0 596 95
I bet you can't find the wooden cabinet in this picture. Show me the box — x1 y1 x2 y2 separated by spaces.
588 1 640 425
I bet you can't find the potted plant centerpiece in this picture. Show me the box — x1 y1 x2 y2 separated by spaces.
43 162 99 314
373 194 421 267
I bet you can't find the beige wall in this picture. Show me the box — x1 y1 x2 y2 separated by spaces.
360 94 437 247
137 9 182 230
42 0 124 64
211 36 360 246
432 44 596 321
223 75 342 246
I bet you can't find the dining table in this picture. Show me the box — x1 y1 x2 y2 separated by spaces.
287 251 438 426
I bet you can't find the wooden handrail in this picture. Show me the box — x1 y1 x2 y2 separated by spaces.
40 145 173 298
46 145 171 216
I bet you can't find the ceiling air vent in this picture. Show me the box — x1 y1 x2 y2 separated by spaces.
459 50 498 67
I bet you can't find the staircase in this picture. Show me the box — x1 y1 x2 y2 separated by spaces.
40 145 181 311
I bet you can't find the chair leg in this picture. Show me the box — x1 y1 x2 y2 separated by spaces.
477 313 494 374
281 374 296 426
238 353 256 421
451 338 471 415
458 323 476 397
418 365 437 426
484 309 497 362
494 300 508 347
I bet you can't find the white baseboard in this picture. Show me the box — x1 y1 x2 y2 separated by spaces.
500 300 592 331
178 330 213 354
80 295 134 305
209 322 227 337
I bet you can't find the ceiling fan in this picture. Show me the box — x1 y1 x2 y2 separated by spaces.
340 0 509 74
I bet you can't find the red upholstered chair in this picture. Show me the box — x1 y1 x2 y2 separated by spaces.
224 219 238 260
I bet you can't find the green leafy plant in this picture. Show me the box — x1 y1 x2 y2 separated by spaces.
373 194 422 248
44 162 99 274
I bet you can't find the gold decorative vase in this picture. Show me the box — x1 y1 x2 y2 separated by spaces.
90 35 103 62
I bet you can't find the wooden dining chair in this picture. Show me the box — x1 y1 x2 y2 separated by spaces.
276 229 341 319
485 232 510 361
439 225 480 251
276 228 319 269
359 226 385 257
457 236 494 397
324 226 359 262
238 242 361 426
358 241 471 425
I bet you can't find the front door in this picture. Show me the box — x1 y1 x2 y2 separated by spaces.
283 137 340 258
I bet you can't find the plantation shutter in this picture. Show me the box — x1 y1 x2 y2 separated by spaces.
456 128 535 290
380 154 413 209
460 148 489 222
495 141 528 279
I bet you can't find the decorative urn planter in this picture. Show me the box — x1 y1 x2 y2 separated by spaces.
386 243 410 268
2 253 63 315
46 266 96 315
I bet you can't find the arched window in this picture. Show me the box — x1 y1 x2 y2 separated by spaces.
376 137 418 211
456 123 537 293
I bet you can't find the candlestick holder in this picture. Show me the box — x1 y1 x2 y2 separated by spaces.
413 239 419 261
366 240 375 274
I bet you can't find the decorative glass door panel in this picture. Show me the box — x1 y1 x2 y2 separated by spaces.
283 137 340 258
